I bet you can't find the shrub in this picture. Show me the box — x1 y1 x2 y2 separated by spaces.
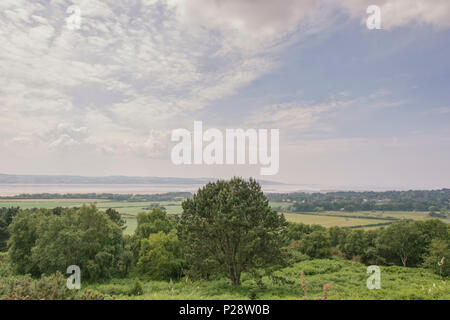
137 231 185 280
129 278 144 296
0 252 12 277
300 231 332 258
423 239 450 277
0 272 113 300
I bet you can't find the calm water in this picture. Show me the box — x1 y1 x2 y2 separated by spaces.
0 183 316 196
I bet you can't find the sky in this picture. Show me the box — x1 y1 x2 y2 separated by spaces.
0 0 449 190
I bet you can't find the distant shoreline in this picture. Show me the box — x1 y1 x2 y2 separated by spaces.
0 183 317 197
0 173 285 185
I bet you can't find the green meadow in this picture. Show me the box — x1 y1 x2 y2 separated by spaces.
86 259 449 300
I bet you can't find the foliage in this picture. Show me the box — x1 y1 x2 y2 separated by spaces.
137 231 185 280
8 205 124 281
129 278 144 296
0 207 20 252
135 208 176 239
267 189 450 212
85 258 449 300
8 209 46 275
299 231 332 258
105 208 127 230
423 239 450 277
1 183 449 299
377 221 428 267
285 223 325 242
0 272 113 300
178 177 287 285
0 252 12 277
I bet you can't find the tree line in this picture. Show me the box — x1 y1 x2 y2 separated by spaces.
268 189 450 213
0 192 191 202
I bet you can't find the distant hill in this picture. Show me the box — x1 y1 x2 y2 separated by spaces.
0 174 283 185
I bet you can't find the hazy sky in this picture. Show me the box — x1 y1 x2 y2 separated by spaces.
0 0 449 189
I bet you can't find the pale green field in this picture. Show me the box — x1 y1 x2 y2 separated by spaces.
283 213 393 228
270 201 293 209
317 210 434 220
281 210 450 225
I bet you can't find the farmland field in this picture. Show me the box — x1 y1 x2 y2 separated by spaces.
282 213 393 228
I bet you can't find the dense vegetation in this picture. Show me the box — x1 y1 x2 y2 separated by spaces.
268 189 450 213
0 192 191 202
0 178 449 300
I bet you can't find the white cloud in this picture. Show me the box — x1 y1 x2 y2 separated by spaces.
45 123 90 149
0 0 449 176
169 0 329 53
249 101 340 131
1 0 318 159
125 130 171 159
337 0 450 29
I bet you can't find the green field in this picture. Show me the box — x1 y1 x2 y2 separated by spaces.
85 259 449 300
1 199 448 234
283 213 393 228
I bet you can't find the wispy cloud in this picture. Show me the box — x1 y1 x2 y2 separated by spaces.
0 0 449 185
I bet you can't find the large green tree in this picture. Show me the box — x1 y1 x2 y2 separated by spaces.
8 205 124 281
376 221 423 267
0 207 20 252
178 177 287 285
8 209 47 274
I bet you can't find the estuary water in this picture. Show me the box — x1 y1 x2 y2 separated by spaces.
0 183 318 196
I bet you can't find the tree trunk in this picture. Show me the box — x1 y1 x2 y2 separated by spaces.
401 256 407 267
230 270 241 286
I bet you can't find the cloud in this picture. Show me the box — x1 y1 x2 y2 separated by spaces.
169 0 329 53
0 0 293 152
0 0 448 168
337 0 450 29
246 90 409 143
45 123 90 149
125 130 171 159
248 101 338 131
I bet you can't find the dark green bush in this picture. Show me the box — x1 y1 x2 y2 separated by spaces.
129 278 144 296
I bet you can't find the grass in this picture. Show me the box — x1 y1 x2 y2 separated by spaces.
283 213 393 228
86 259 450 300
